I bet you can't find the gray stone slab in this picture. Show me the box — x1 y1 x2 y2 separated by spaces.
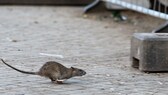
131 33 168 72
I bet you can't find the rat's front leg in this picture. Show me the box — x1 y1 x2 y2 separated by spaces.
56 79 67 84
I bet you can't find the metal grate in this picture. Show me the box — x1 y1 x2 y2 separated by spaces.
0 0 92 5
104 0 168 20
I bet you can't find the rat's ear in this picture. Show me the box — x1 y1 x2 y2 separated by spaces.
71 67 75 70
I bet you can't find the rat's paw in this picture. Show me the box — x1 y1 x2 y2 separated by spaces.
56 79 66 84
56 81 64 84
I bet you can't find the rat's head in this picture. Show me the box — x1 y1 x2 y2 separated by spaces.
71 67 86 77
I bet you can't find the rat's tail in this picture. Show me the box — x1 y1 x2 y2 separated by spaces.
1 59 38 75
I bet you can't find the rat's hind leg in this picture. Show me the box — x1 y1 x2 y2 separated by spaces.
50 77 61 84
49 77 56 82
56 79 67 84
56 81 63 84
49 76 63 84
50 79 63 84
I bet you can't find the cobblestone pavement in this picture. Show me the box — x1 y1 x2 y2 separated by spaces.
0 6 167 95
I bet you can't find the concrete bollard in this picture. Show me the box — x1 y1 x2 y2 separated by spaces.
131 33 168 72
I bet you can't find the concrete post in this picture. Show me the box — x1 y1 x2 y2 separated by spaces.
131 33 168 72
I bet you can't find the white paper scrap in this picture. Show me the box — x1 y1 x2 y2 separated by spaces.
39 53 64 58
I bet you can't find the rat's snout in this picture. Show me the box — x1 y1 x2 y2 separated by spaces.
72 68 86 76
82 70 86 75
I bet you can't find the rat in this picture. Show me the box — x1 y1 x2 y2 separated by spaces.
1 59 86 84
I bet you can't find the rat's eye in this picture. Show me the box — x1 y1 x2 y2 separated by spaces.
79 70 83 72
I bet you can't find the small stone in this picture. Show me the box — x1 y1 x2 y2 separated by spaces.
100 88 105 90
18 49 21 51
34 21 39 24
12 39 18 42
106 74 110 77
83 14 88 18
110 88 115 91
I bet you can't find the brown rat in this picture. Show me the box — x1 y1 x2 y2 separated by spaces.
1 59 86 84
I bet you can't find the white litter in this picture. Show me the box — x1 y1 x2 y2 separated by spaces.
157 81 163 85
39 53 64 58
6 37 18 42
